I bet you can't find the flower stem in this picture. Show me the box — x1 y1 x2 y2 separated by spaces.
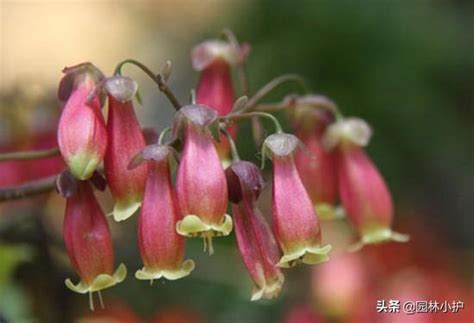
190 89 196 104
255 95 344 120
0 174 58 202
158 127 172 145
0 147 59 162
224 112 283 134
244 74 307 111
114 59 181 111
220 127 240 162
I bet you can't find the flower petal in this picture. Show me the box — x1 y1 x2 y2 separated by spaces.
135 259 195 281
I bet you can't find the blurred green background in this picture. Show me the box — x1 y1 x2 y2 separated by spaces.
0 1 472 322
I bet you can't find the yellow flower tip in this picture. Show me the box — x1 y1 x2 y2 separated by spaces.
220 158 232 169
348 228 410 252
250 273 285 301
176 214 233 238
65 263 127 294
112 200 142 222
176 214 232 255
277 244 332 268
135 259 195 281
315 203 345 221
68 152 100 180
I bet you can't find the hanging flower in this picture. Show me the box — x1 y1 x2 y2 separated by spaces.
57 63 107 180
104 76 148 222
174 104 232 254
263 133 331 267
192 39 250 160
62 176 126 309
285 95 340 220
324 118 409 250
226 161 284 300
130 145 194 281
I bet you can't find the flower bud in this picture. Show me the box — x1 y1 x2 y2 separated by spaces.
325 118 409 249
226 161 284 300
104 76 148 222
192 40 249 160
263 133 331 267
63 180 126 308
285 95 339 219
132 145 194 281
174 104 232 254
57 63 107 180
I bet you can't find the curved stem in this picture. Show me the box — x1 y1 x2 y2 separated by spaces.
158 127 172 145
254 103 286 113
244 74 307 111
114 59 181 111
0 174 57 202
256 96 345 120
0 147 60 162
219 127 240 162
223 112 283 134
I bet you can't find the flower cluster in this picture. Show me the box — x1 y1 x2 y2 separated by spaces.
56 32 407 307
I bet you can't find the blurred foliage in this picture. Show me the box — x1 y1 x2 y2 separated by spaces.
229 0 474 247
0 245 32 323
1 1 473 322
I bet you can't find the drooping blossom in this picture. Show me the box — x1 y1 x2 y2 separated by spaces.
174 104 232 254
286 95 340 219
104 76 148 221
263 133 331 267
324 118 408 250
192 39 250 161
57 63 107 180
131 145 194 281
62 176 126 309
226 161 284 300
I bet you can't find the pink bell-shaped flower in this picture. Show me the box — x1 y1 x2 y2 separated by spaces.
324 118 409 250
174 104 232 254
130 145 195 281
226 161 284 300
57 63 107 180
286 95 340 220
62 176 126 309
104 76 148 222
192 39 249 160
263 133 331 267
